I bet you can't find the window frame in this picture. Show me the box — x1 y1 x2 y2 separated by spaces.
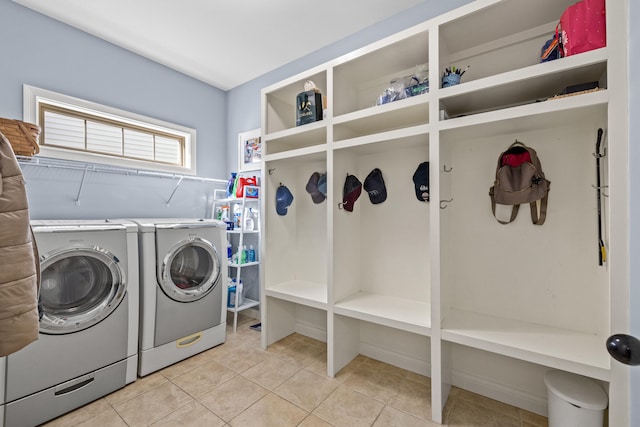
23 85 197 175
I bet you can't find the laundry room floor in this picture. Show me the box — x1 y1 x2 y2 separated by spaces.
42 313 548 427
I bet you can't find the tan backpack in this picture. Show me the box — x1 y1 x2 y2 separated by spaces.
489 141 550 225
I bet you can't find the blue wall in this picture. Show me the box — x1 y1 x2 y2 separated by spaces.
1 0 228 220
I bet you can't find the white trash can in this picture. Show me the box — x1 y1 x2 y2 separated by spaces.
544 370 608 427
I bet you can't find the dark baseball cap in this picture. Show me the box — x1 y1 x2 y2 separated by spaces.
342 174 362 212
305 172 326 204
275 184 294 215
317 173 327 197
412 162 430 202
364 168 387 204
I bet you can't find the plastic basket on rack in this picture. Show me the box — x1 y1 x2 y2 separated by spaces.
0 118 41 157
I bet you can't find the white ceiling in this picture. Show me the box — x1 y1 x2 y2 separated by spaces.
14 0 425 91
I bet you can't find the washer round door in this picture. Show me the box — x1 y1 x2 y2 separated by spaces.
39 246 126 334
159 237 221 302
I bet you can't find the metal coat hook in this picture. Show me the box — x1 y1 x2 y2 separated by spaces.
592 184 609 197
443 165 453 173
268 168 276 175
440 198 453 209
593 148 608 158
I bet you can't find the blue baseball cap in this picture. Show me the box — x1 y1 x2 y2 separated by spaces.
275 184 294 216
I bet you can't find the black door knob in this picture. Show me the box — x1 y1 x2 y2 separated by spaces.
606 334 640 366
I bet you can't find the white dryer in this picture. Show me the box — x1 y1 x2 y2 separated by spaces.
1 219 139 427
132 218 227 376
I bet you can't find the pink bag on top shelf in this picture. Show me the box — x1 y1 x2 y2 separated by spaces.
557 0 606 57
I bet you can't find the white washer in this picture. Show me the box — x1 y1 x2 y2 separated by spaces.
1 219 139 427
132 218 227 377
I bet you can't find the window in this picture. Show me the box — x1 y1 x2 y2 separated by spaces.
23 85 196 175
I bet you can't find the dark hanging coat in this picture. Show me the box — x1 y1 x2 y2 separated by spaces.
0 130 39 356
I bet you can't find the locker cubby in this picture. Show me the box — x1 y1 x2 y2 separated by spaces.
332 134 431 340
263 297 327 348
264 69 327 135
332 315 431 379
263 152 328 310
333 26 429 117
439 117 610 381
437 0 575 85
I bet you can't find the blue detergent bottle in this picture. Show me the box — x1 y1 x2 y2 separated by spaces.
226 172 237 198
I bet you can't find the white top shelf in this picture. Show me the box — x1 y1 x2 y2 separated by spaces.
265 280 328 310
334 291 431 336
441 308 610 381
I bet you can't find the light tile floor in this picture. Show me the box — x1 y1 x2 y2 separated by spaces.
43 314 548 427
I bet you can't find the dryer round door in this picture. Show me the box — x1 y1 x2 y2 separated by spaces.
159 237 221 302
39 246 126 334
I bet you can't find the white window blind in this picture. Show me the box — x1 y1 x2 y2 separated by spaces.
42 106 183 166
43 111 85 150
87 120 123 156
24 85 196 175
123 128 153 160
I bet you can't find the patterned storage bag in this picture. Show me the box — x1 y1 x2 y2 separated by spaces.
558 0 606 57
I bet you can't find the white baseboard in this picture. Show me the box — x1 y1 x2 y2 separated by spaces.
355 342 547 417
359 342 430 377
288 325 547 417
451 369 547 417
296 320 327 343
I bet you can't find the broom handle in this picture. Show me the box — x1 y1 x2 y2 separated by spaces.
595 128 604 266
